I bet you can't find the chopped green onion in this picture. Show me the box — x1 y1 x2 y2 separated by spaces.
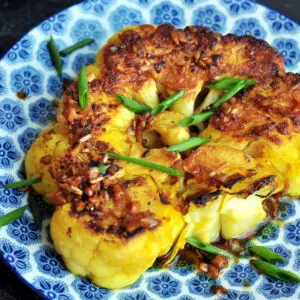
177 111 214 127
78 66 89 110
3 178 41 189
177 78 256 127
59 38 94 56
151 90 185 115
250 260 300 283
0 205 28 227
47 36 63 76
166 137 210 152
250 245 286 263
98 164 111 175
212 78 256 109
206 77 256 90
116 94 151 114
187 237 235 258
105 152 183 177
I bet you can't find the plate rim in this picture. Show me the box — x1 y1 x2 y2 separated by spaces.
0 0 299 299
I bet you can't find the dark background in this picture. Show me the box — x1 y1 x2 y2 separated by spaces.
0 0 299 299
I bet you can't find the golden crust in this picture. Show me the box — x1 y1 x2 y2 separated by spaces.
55 24 300 217
209 73 300 143
53 24 299 232
61 24 292 141
87 24 285 95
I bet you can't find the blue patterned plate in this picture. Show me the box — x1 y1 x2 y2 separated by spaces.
0 0 299 299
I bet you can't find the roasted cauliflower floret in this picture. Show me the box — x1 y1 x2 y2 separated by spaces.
168 82 204 117
245 134 300 196
183 144 284 241
220 193 267 239
26 86 135 195
51 176 184 289
90 95 135 131
202 73 300 196
117 148 181 184
116 148 183 208
25 124 69 196
150 111 190 146
185 198 222 243
127 79 159 108
96 129 133 155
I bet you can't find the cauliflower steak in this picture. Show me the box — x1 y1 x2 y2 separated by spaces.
25 24 300 288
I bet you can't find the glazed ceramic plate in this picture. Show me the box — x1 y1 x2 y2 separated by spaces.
0 0 299 299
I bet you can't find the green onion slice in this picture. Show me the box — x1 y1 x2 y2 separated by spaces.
166 137 210 152
59 38 94 56
105 152 183 177
98 164 111 175
250 245 286 263
3 178 41 189
151 90 185 115
212 78 256 109
78 66 89 110
47 36 63 76
187 237 235 258
206 77 256 91
250 260 300 283
116 94 151 114
0 205 28 227
177 78 256 127
177 111 214 127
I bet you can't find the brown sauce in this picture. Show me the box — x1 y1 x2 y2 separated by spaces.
154 235 258 285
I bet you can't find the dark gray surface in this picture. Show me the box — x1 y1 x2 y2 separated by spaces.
0 0 80 58
261 0 300 23
0 0 299 299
